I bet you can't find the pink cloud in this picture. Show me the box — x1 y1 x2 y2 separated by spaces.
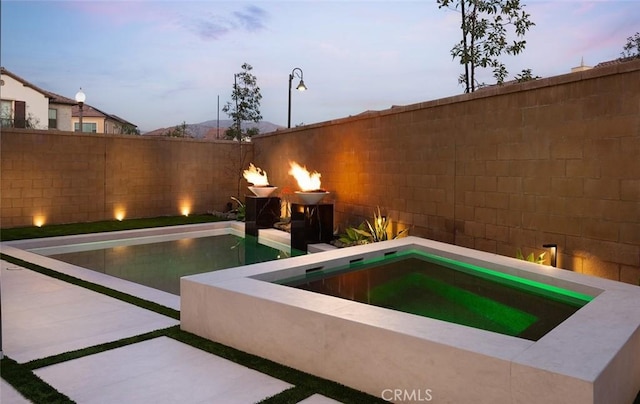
63 1 165 26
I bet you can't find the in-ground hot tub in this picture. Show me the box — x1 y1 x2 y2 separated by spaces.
181 236 640 403
276 248 593 341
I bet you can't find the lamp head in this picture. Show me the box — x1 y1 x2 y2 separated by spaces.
75 88 86 104
296 80 307 91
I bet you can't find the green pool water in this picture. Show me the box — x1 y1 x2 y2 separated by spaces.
48 234 304 295
279 249 593 341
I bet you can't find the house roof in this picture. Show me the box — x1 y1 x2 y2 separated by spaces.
45 90 77 106
1 66 54 100
2 66 78 106
72 104 136 127
594 56 639 68
2 66 135 127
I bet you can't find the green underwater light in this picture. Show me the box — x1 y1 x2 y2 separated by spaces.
397 249 594 307
369 272 538 336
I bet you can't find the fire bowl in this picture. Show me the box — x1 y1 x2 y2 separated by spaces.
248 186 278 198
295 191 329 205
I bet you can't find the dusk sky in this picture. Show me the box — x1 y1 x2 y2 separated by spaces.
2 0 638 132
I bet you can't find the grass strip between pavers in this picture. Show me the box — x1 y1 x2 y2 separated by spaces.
257 386 316 403
1 216 383 403
165 327 387 404
1 356 75 404
24 327 175 371
1 250 384 402
0 253 179 320
3 325 385 404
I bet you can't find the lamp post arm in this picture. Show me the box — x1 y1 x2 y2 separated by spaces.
288 68 304 128
288 73 293 128
291 67 304 81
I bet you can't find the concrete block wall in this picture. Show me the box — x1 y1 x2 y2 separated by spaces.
0 130 250 228
253 59 640 284
1 60 638 284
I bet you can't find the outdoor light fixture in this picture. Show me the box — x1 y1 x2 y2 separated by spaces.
543 243 558 267
75 88 86 132
288 67 307 128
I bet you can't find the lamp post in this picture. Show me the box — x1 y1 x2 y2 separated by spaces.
288 67 307 128
75 88 86 132
234 73 242 197
234 74 241 138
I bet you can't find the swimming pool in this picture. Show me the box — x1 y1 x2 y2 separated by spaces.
44 234 302 295
1 222 298 309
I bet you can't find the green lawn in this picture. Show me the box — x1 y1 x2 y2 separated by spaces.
0 214 225 241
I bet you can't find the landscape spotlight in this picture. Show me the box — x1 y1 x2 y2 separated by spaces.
543 243 558 267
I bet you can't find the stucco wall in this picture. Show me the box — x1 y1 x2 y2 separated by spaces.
72 116 104 133
51 104 74 131
252 59 640 283
0 73 49 129
0 130 251 227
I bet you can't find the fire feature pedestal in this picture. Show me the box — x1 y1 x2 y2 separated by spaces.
245 196 281 237
291 202 334 252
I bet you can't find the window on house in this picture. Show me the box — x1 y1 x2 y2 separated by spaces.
48 108 57 129
74 122 97 133
0 100 12 127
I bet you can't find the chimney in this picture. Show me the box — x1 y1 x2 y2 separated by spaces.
571 57 593 73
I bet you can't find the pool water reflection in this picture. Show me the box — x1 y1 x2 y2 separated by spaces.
49 234 303 295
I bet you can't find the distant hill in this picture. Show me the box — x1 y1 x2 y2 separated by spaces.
143 120 283 139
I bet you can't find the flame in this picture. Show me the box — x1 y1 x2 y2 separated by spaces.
243 163 270 186
288 161 322 191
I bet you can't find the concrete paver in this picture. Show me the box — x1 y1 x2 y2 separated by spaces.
34 337 292 404
0 261 343 403
1 379 31 404
1 264 178 363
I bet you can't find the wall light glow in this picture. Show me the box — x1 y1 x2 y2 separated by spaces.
33 215 46 227
181 205 191 217
115 209 126 221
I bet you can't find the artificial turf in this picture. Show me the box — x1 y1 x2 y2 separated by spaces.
0 214 225 241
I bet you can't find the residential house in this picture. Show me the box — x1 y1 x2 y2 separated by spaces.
71 104 137 134
0 67 76 130
47 92 77 131
1 67 137 133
